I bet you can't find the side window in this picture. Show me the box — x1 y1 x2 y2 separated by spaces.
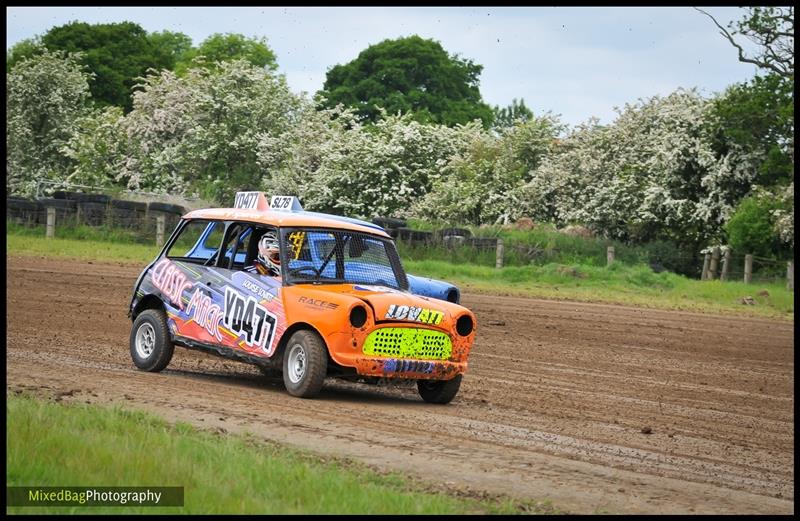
220 223 246 270
202 222 225 251
166 220 222 263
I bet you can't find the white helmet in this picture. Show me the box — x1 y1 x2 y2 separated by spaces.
257 231 281 274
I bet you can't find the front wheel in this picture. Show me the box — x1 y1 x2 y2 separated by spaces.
130 309 174 372
417 374 462 404
282 330 328 398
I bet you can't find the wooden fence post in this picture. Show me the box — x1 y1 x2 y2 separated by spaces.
720 249 731 281
787 261 794 291
701 253 711 280
156 214 165 247
607 246 615 267
709 247 720 280
46 207 56 239
495 238 504 269
744 254 753 284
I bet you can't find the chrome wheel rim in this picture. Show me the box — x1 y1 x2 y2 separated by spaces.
287 343 306 384
135 323 156 359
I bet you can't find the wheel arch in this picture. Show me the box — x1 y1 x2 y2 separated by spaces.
131 294 166 321
274 321 327 362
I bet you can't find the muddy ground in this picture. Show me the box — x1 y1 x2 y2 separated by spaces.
6 256 794 514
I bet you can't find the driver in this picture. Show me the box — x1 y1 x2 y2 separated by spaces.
245 231 281 277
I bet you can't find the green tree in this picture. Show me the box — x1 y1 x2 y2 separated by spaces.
492 98 534 129
6 37 45 72
320 35 494 127
175 33 277 75
724 194 786 258
710 73 794 188
147 30 194 72
40 21 173 111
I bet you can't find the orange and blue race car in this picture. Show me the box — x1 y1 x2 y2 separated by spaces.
128 192 477 403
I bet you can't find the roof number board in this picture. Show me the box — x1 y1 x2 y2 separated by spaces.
234 191 261 209
270 196 303 212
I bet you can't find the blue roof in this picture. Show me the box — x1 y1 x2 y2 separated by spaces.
298 210 386 233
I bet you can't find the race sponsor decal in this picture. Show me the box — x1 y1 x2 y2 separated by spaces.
385 304 443 325
383 359 435 374
151 259 193 310
223 286 277 353
186 287 224 342
297 296 339 310
241 278 275 302
287 231 305 260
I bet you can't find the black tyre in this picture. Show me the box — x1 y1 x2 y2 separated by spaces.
439 227 472 239
417 374 462 404
110 199 147 211
36 198 76 209
130 309 174 372
148 202 185 215
78 201 108 226
282 330 328 398
73 193 111 204
372 216 407 229
7 199 38 211
53 191 82 200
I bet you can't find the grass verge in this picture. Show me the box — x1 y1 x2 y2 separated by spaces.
6 393 558 514
6 231 793 319
404 259 793 319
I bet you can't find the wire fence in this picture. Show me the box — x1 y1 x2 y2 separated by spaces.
7 193 794 289
7 193 188 244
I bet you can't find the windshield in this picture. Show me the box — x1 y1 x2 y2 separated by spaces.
280 228 408 290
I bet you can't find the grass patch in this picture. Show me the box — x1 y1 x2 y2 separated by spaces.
404 259 793 319
403 220 665 268
6 230 158 264
6 393 559 514
7 220 155 244
6 228 792 319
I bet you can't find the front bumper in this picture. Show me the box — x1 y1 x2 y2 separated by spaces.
325 324 472 381
353 357 466 380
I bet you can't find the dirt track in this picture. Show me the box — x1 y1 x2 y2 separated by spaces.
6 256 794 514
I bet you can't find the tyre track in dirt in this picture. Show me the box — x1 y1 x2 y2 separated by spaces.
6 256 794 514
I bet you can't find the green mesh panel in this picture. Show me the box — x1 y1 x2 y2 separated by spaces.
362 327 452 360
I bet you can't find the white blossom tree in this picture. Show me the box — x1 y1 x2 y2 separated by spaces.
265 107 477 219
60 106 128 189
6 48 93 196
113 59 304 200
518 89 757 244
413 113 563 224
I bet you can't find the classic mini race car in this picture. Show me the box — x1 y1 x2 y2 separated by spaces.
128 192 477 403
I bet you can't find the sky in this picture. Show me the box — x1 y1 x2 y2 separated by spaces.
6 6 762 127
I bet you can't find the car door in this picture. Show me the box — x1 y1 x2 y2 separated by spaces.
204 222 288 359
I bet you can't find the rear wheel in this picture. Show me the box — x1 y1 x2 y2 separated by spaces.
282 330 327 398
417 374 462 404
130 309 174 372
